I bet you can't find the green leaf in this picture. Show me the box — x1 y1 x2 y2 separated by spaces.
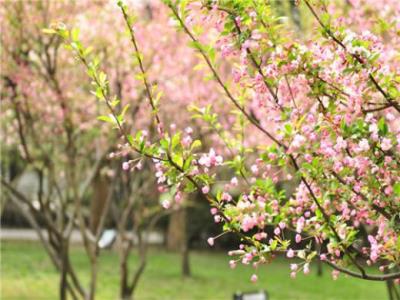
284 123 292 135
71 28 80 42
98 72 107 86
171 132 181 150
135 131 143 141
83 46 93 57
160 138 169 150
270 240 278 251
127 134 134 145
184 181 196 193
307 251 317 261
97 115 115 124
173 153 183 168
188 40 202 51
190 140 201 151
42 28 56 35
110 98 120 107
119 104 130 119
315 209 323 220
394 182 400 196
90 87 105 100
183 156 193 171
377 117 388 135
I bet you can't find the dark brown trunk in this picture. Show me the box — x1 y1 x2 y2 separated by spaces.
181 208 190 277
166 208 186 251
120 248 130 300
317 259 323 277
167 208 191 277
315 243 323 277
90 173 109 233
128 232 147 296
59 239 68 300
181 243 191 277
67 256 86 298
88 254 97 300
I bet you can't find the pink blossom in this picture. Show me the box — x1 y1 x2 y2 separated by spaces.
230 177 238 186
370 251 378 262
198 148 223 168
214 215 222 223
357 139 370 152
296 217 305 233
162 200 171 209
232 68 243 83
384 186 393 196
295 234 302 243
291 134 306 149
242 253 253 264
304 154 312 162
254 232 267 240
335 136 347 151
287 249 295 258
250 164 259 175
182 135 192 147
332 270 340 280
303 263 310 275
210 207 218 215
381 138 392 151
174 192 183 204
229 260 237 269
386 113 395 121
202 186 210 194
185 127 193 134
207 237 214 246
250 274 258 283
158 186 167 193
221 192 232 202
242 215 257 232
122 161 130 171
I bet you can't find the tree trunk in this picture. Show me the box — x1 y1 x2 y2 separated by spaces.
90 173 109 233
181 243 191 277
121 293 133 300
315 243 323 277
166 208 185 251
88 254 97 300
166 208 191 277
60 239 68 300
120 245 131 300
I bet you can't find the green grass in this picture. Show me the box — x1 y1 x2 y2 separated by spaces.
1 241 388 300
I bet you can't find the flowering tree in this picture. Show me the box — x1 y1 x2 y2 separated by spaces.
52 0 399 296
2 1 230 299
0 2 120 299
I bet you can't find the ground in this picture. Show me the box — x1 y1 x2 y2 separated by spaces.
1 241 388 300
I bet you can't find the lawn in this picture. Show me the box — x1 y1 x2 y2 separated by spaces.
1 241 388 300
